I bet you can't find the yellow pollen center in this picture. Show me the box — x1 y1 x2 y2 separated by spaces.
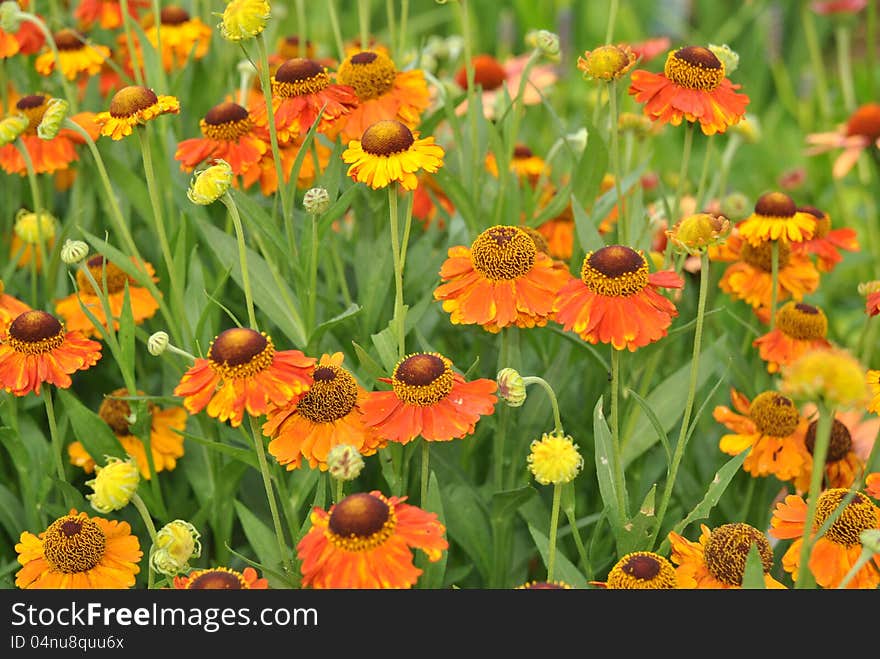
748 391 799 436
327 493 397 552
207 328 275 380
109 86 159 118
664 46 724 91
391 353 455 406
814 489 877 546
580 245 649 296
186 568 248 589
6 310 65 355
606 551 677 589
360 119 415 156
16 95 49 134
740 239 790 271
273 58 330 97
470 225 537 280
42 516 106 574
775 302 827 340
296 365 358 423
337 51 397 100
805 418 852 462
703 523 773 586
76 257 131 296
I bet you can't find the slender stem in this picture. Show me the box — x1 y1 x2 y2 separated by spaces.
119 0 145 87
333 477 344 505
604 0 619 43
222 193 258 330
801 3 832 122
694 136 714 211
868 0 877 98
385 0 398 59
494 328 511 492
420 441 430 507
769 240 779 331
652 252 709 548
326 0 346 62
609 347 627 527
835 25 856 113
358 0 370 50
563 506 591 578
712 134 741 202
388 187 406 358
248 415 295 583
522 376 563 434
19 12 78 110
546 483 563 582
43 389 65 485
130 493 158 589
796 401 834 589
399 0 410 60
671 123 695 225
16 142 48 302
329 230 352 306
295 0 308 50
456 0 480 212
307 212 319 334
608 79 626 244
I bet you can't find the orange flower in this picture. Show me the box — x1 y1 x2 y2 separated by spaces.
433 225 571 333
536 207 575 260
297 490 448 589
94 85 180 141
54 255 159 338
173 566 268 589
173 327 315 428
485 144 548 187
454 53 558 120
360 352 497 445
68 388 186 479
867 472 880 499
712 388 810 481
737 191 815 247
175 101 268 180
553 244 683 351
263 352 386 471
628 45 749 135
868 290 880 317
336 50 430 143
667 523 786 589
770 489 880 588
248 131 331 195
752 301 831 374
0 309 101 396
0 281 29 335
35 29 109 81
141 5 212 72
791 205 859 272
15 509 142 589
75 0 148 30
411 172 454 229
806 103 880 179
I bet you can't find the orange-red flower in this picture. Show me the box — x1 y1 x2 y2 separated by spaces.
141 5 212 72
454 53 558 120
35 28 109 81
536 205 576 261
360 352 497 445
0 309 101 396
806 103 880 179
553 244 683 351
770 488 880 588
433 225 571 333
868 472 880 499
752 301 831 374
297 490 448 589
173 566 268 589
0 281 29 335
628 45 749 135
75 0 148 30
712 388 810 481
94 85 180 141
173 327 315 427
263 352 386 471
336 50 430 143
792 205 859 272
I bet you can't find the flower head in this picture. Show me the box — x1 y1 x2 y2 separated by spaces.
496 367 527 407
577 44 637 81
781 346 869 409
219 0 270 42
527 431 583 485
151 520 202 576
85 456 139 513
0 114 28 146
667 212 730 254
94 85 180 141
753 302 831 374
303 186 330 214
737 191 815 246
326 444 365 481
13 208 56 246
792 205 859 273
708 43 739 74
187 159 233 205
60 239 89 265
35 29 109 81
36 97 69 140
602 551 677 589
806 103 880 179
174 566 268 589
142 6 213 72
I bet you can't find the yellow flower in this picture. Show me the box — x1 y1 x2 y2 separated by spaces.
150 519 202 576
667 212 731 255
94 85 180 141
187 159 233 205
85 456 140 513
219 0 270 42
14 209 56 244
781 346 870 409
0 114 28 146
527 431 583 485
577 44 637 81
605 551 677 589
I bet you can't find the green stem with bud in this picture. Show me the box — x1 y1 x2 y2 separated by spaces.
546 483 563 582
131 493 158 590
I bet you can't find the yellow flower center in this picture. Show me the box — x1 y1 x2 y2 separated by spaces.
186 568 248 589
606 551 677 589
664 46 724 91
580 245 649 297
805 418 852 462
207 328 275 380
391 352 454 406
845 103 880 141
337 51 397 100
296 364 358 423
748 391 799 436
359 119 415 156
703 523 773 586
201 102 253 141
75 255 130 296
160 6 191 25
42 516 106 574
815 489 877 546
753 191 797 219
326 492 397 552
740 239 790 272
775 302 827 340
54 28 85 51
798 206 830 238
272 57 330 97
109 85 159 118
470 225 537 280
15 94 49 135
6 310 65 355
579 44 634 80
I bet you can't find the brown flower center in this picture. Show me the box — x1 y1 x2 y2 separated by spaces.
42 516 107 574
54 29 85 51
15 94 49 134
748 391 799 436
804 418 852 462
76 256 131 296
470 225 537 280
775 301 827 340
360 119 415 156
456 54 507 91
664 46 724 91
798 206 831 238
814 489 877 546
295 364 358 423
273 58 330 97
606 551 677 589
337 51 397 100
513 144 534 159
187 569 247 589
703 523 773 586
160 6 191 25
580 245 649 297
6 310 65 354
99 388 155 436
754 191 797 218
845 103 880 141
391 352 455 406
109 85 159 118
327 492 397 552
740 239 791 272
201 102 253 141
207 328 275 379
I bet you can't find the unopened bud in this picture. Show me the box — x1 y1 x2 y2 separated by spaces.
667 213 731 255
14 209 56 244
0 1 22 33
0 114 28 147
303 187 330 214
497 367 527 407
187 159 233 205
37 98 69 140
528 29 560 58
60 239 89 264
151 520 202 576
708 43 739 75
148 331 169 356
327 444 365 481
720 192 751 220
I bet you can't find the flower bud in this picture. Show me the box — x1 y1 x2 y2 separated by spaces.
496 367 527 407
720 192 750 221
527 430 583 485
187 159 233 205
667 212 731 255
219 0 270 42
14 209 57 244
37 98 69 140
327 444 365 481
708 43 739 75
303 187 330 215
527 29 560 59
151 520 202 576
60 239 89 264
147 331 169 356
860 528 880 554
781 346 869 409
0 114 28 147
0 1 22 33
577 44 637 81
85 456 140 513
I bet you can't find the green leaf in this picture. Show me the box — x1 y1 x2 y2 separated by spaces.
491 485 538 524
416 471 447 589
617 485 658 556
741 544 767 589
626 388 672 467
309 303 361 345
234 500 283 576
0 483 25 540
100 153 151 222
440 481 492 581
592 396 626 536
572 193 604 254
175 429 259 469
351 340 388 384
527 523 586 588
116 282 136 382
371 325 401 374
56 389 127 466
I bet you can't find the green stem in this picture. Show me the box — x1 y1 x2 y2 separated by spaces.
795 401 834 589
608 79 626 245
694 136 714 211
15 142 49 302
43 388 65 486
835 25 856 114
118 0 145 87
221 193 258 330
651 252 709 548
769 240 779 331
604 0 619 43
388 187 406 358
456 0 480 212
130 493 158 590
712 134 741 202
521 376 563 434
385 0 397 59
609 347 627 528
248 415 295 584
671 123 695 225
563 506 591 579
420 441 429 507
307 212 319 335
399 0 410 61
326 0 346 62
801 3 832 122
358 0 370 50
333 477 344 505
546 483 562 582
494 328 512 492
295 0 308 50
868 0 877 99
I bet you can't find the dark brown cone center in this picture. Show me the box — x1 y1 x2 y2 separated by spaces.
204 101 249 126
587 245 645 277
395 354 446 386
328 493 389 538
8 310 62 342
209 328 267 366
